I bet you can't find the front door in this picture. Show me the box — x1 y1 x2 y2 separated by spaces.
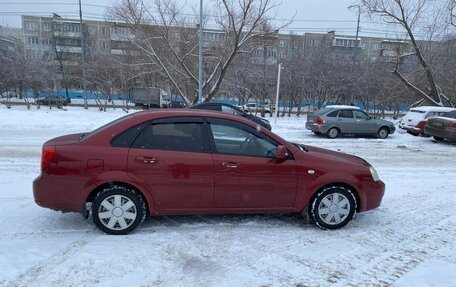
207 118 297 209
127 118 214 210
337 110 356 133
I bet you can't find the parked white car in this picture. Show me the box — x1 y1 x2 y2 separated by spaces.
399 106 456 136
242 103 271 115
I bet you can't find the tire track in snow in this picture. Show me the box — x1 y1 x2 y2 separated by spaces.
5 230 98 287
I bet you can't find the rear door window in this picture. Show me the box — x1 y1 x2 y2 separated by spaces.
132 122 206 153
338 110 354 118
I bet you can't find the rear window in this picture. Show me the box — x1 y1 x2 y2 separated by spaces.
81 114 135 141
326 110 339 117
314 108 333 115
443 111 456 119
409 110 426 114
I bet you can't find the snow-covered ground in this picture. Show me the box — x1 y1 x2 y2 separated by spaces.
0 105 455 287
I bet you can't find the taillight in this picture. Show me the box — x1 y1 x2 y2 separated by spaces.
416 120 427 129
41 146 55 170
449 121 456 128
315 117 325 125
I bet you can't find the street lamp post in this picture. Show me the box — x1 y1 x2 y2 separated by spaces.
198 0 203 103
274 63 282 124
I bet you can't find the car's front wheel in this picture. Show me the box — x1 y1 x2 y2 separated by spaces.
92 185 146 235
377 127 389 139
433 136 444 141
309 186 357 230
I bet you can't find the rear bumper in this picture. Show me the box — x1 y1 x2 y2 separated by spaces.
399 124 421 135
305 123 328 133
33 174 87 213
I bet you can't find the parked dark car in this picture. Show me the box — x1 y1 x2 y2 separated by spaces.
34 109 385 235
190 102 272 130
306 106 395 139
424 110 456 142
35 95 71 106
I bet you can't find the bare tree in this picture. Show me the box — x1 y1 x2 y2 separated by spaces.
359 0 454 107
109 0 282 104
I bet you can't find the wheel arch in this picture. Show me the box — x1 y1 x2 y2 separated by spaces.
306 182 361 213
85 181 153 215
378 125 390 133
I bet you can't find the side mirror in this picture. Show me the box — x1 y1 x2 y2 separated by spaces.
276 145 288 160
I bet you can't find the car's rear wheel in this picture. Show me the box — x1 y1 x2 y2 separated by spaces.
92 185 146 235
327 128 340 139
377 127 389 139
309 186 357 230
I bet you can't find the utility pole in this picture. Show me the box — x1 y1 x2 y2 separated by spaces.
198 0 203 103
79 0 88 109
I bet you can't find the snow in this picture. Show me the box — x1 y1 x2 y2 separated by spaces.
1 105 456 286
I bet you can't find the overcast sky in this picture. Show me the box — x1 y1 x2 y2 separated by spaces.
0 0 401 37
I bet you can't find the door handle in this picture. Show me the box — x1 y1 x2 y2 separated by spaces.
135 156 158 164
222 161 238 168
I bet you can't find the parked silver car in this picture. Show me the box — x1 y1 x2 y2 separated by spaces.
305 106 396 139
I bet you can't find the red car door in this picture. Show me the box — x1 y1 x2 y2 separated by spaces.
207 118 297 209
127 118 214 210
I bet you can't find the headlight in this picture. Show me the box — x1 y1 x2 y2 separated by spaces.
369 166 379 182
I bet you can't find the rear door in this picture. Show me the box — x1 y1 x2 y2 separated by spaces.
127 117 214 210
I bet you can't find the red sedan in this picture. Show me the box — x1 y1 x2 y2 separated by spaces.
33 110 385 235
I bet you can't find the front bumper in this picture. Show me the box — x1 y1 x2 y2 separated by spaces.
359 179 385 212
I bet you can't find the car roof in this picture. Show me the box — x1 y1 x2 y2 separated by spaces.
325 105 361 110
409 106 456 112
132 108 252 124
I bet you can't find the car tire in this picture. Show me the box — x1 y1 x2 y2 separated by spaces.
92 185 146 235
309 186 357 230
327 128 340 139
377 127 389 139
433 136 444 141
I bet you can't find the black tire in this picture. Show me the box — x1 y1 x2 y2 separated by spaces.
309 186 357 230
92 185 146 235
377 127 389 139
327 127 340 139
433 136 444 141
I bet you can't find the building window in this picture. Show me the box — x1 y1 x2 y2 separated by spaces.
27 36 39 45
25 21 38 31
333 38 360 48
279 40 287 48
309 39 320 47
102 27 108 35
88 26 97 36
267 49 277 59
102 42 108 49
43 23 52 32
372 43 379 50
42 38 52 46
